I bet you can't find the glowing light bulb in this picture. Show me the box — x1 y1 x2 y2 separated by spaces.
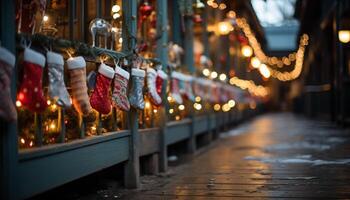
259 64 271 79
20 138 25 144
16 100 22 107
43 15 49 22
241 45 253 57
195 96 201 102
169 108 174 114
113 13 121 19
202 68 210 76
214 104 221 111
250 57 261 68
218 21 233 35
219 73 227 81
112 5 121 13
145 102 151 109
228 100 236 108
210 71 218 79
339 30 350 43
178 104 185 111
153 109 158 113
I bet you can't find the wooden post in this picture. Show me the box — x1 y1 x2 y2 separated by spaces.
0 1 18 199
183 0 196 154
122 0 140 189
156 0 169 173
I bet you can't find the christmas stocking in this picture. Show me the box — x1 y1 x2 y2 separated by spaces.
0 47 17 121
129 68 145 110
90 63 115 115
47 51 71 108
156 69 167 96
112 65 130 111
170 72 183 104
17 48 47 113
181 75 195 102
67 56 92 116
146 68 162 106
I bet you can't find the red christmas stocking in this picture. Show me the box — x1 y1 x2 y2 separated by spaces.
90 63 115 115
0 47 17 121
112 65 130 111
146 68 162 106
17 48 47 113
67 56 91 116
156 69 167 96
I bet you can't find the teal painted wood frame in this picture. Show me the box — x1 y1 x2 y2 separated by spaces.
17 131 130 199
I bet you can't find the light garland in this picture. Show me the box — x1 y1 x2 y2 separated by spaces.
229 76 269 98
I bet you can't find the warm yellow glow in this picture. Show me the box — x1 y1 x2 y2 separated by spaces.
29 141 33 147
43 15 49 22
207 0 214 6
91 126 97 131
229 76 269 97
169 108 174 114
227 11 236 18
175 115 181 121
250 101 257 109
16 100 22 107
194 103 202 110
49 123 56 130
213 104 221 111
219 3 226 10
167 96 173 102
210 71 218 79
218 21 233 35
153 109 158 113
228 99 236 108
259 64 271 78
241 45 253 57
339 30 350 43
119 38 123 43
195 96 201 102
178 104 185 111
202 68 210 76
222 103 231 112
251 57 261 68
51 104 57 111
112 5 121 13
113 13 121 19
47 100 51 105
145 102 151 109
20 138 25 144
219 73 227 81
212 2 218 8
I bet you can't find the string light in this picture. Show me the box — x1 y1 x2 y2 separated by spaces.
235 17 308 71
195 96 201 102
259 64 271 79
178 104 185 110
339 30 350 43
228 100 236 108
241 45 253 57
229 76 269 97
16 100 22 107
250 57 261 68
169 108 174 114
202 68 210 76
213 104 221 111
210 71 218 79
219 73 227 81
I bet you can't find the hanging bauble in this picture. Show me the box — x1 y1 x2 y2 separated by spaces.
193 14 203 23
139 0 153 18
193 0 205 13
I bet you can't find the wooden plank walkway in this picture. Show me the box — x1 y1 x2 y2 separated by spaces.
122 113 350 199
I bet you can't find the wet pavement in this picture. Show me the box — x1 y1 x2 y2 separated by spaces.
122 113 350 199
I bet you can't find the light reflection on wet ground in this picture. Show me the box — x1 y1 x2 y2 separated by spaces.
123 113 350 199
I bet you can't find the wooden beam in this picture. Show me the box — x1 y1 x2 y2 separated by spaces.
0 1 18 199
122 0 140 189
